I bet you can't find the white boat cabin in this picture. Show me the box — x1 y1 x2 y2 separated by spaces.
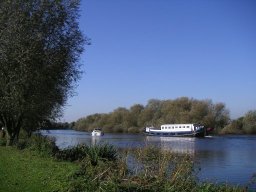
160 124 202 132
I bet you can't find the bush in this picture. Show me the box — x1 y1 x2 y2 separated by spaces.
54 143 117 165
27 133 59 157
55 144 88 162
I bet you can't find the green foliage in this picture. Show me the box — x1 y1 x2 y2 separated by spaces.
40 120 72 130
197 183 242 192
0 0 86 144
55 144 88 162
95 143 118 161
85 143 117 166
74 97 230 133
221 117 244 135
54 143 117 166
221 111 256 135
243 110 256 134
23 133 59 157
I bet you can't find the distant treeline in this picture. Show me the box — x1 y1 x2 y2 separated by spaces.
41 120 75 130
221 110 256 134
74 97 253 134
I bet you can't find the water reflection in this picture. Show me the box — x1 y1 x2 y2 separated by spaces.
145 136 196 154
91 136 102 146
41 129 91 148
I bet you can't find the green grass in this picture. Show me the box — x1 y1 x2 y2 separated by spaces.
0 146 79 192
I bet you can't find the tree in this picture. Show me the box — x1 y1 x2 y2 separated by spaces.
221 117 244 134
0 0 86 145
129 104 144 127
243 110 256 134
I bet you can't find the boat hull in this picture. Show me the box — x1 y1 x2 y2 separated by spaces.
145 128 205 137
91 132 103 136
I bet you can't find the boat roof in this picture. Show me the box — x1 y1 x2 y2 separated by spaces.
161 124 195 126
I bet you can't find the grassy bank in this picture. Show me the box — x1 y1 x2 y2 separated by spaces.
0 135 245 192
0 146 78 192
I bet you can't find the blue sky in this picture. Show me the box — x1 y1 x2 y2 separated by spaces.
62 0 256 122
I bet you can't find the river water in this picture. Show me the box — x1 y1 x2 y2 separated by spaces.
41 129 256 189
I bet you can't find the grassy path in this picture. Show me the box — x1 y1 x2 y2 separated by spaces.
0 146 78 192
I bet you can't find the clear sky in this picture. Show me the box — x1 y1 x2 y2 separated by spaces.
62 0 256 122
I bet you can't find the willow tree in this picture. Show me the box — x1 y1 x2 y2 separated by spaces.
0 0 86 145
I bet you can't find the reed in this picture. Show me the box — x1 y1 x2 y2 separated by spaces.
67 145 243 192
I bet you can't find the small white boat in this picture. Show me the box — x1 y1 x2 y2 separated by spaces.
91 128 104 136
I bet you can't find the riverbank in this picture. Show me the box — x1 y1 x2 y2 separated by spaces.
0 146 78 192
0 135 246 192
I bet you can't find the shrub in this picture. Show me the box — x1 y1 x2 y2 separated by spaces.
54 143 117 165
28 133 59 157
86 143 117 166
55 144 88 162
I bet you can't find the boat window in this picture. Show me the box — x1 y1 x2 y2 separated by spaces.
179 126 181 128
187 126 190 128
183 126 185 128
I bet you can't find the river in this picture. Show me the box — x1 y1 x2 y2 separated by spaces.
41 129 256 189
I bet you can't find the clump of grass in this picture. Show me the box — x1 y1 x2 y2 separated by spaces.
67 155 127 192
197 182 243 192
54 143 118 165
118 146 197 191
85 143 117 166
55 144 88 162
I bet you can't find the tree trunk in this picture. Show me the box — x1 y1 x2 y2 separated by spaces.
6 114 23 146
6 132 15 146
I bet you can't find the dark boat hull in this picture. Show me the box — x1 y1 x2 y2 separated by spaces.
145 128 205 137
